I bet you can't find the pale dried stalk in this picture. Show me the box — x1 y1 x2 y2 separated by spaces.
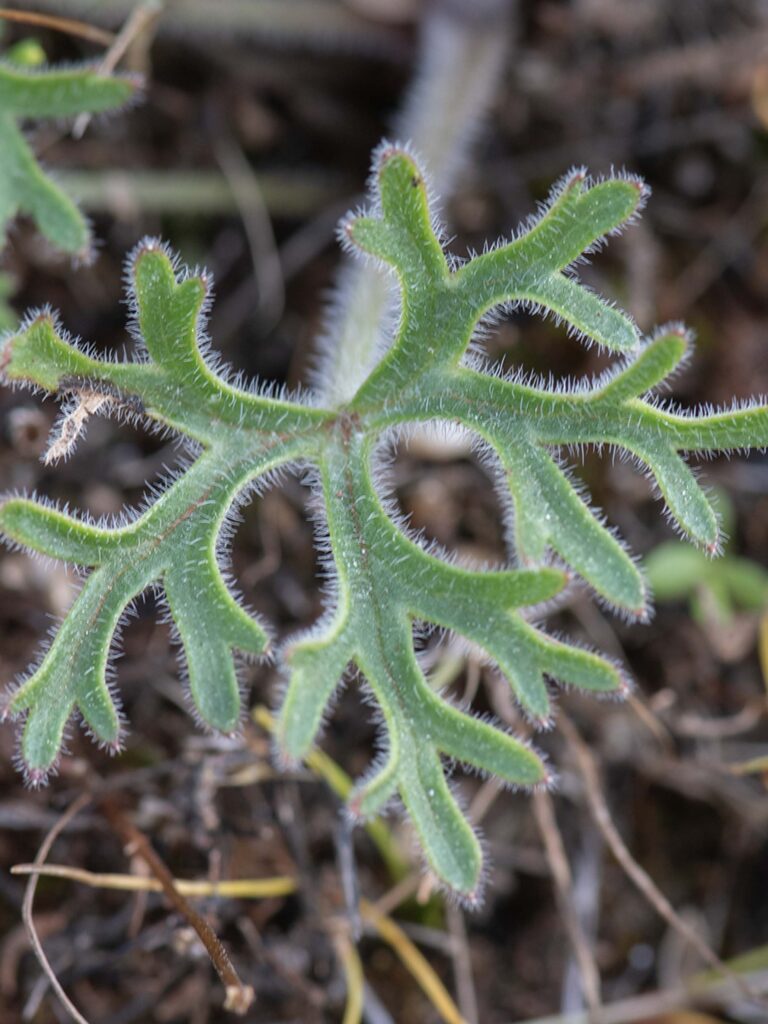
531 789 602 1014
21 793 94 1024
558 712 764 1009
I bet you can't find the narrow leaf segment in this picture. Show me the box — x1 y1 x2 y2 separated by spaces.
2 147 766 900
0 55 137 258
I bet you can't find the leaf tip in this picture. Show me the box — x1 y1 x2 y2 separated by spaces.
454 883 485 912
626 579 653 624
372 138 416 176
529 712 555 733
369 138 431 208
534 762 559 793
129 234 170 272
23 765 51 790
612 170 651 217
617 675 633 699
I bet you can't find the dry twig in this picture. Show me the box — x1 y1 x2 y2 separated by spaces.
531 789 602 1014
333 930 365 1024
11 862 297 899
360 899 467 1024
72 0 162 138
0 8 114 45
212 122 286 330
11 858 466 1024
489 674 602 1012
100 799 256 1015
446 901 479 1024
558 712 764 1009
21 793 94 1024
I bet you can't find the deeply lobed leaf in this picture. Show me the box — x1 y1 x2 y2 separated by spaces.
2 147 767 899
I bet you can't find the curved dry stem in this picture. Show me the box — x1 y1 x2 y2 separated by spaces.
21 794 94 1024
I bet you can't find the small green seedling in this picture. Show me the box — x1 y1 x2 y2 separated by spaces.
2 145 767 901
0 40 137 259
646 493 768 626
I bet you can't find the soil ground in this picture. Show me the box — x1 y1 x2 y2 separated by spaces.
1 2 768 1022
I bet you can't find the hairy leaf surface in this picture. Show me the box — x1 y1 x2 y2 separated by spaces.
2 147 767 900
0 56 137 258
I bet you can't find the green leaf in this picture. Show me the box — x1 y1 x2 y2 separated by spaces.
2 147 767 902
454 170 645 353
0 61 135 117
646 541 768 616
500 441 647 612
0 496 120 565
0 59 137 257
594 329 689 403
